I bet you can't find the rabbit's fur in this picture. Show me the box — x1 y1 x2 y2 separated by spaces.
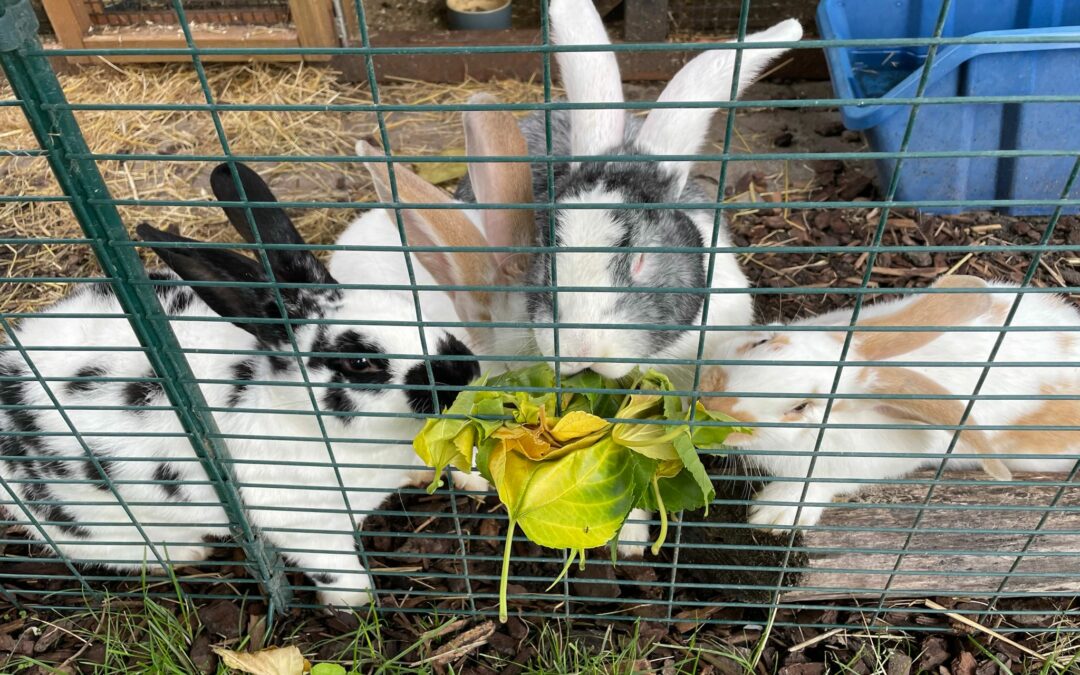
701 276 1080 531
455 0 802 383
0 163 481 607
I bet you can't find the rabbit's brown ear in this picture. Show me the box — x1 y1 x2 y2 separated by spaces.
463 93 534 284
855 275 992 361
356 140 491 289
861 366 1011 480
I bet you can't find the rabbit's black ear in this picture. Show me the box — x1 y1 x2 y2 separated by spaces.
137 223 285 344
209 163 334 288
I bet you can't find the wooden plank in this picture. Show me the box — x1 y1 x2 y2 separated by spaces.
338 0 360 44
83 7 294 28
782 471 1080 602
624 0 669 42
333 29 827 83
81 27 303 63
333 29 543 84
288 0 337 62
40 0 92 63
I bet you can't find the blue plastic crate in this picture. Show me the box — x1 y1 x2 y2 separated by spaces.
817 0 1080 215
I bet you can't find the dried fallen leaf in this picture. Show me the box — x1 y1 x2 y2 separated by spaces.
412 149 467 185
211 645 309 675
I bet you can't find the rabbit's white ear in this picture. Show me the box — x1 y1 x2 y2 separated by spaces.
636 18 802 193
862 366 1012 480
462 93 535 284
550 0 625 159
356 140 492 301
855 275 991 361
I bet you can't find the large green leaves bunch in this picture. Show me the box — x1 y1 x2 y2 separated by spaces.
412 364 746 621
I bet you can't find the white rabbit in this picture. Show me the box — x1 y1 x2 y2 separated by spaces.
698 275 1080 531
337 101 535 375
0 162 483 607
454 0 803 384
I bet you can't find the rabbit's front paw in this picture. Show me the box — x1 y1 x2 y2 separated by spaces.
748 482 825 533
317 586 373 609
616 509 651 558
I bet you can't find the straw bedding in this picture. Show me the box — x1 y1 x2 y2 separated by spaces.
0 62 544 315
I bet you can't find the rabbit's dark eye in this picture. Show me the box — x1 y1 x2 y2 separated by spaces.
340 357 381 375
789 401 810 414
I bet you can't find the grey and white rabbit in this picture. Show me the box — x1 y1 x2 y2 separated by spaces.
0 162 482 607
454 0 803 383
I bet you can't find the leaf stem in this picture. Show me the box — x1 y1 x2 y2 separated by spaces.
651 475 668 556
500 519 516 623
545 548 577 591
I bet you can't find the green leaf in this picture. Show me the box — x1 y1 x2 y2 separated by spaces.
690 402 752 448
561 368 620 417
475 435 499 483
673 433 715 511
412 417 474 492
489 362 554 390
615 393 662 421
636 467 710 513
488 436 654 551
611 418 682 460
641 369 682 421
561 368 602 396
312 664 348 675
469 396 507 439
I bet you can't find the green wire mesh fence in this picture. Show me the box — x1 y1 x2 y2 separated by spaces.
1 0 1079 637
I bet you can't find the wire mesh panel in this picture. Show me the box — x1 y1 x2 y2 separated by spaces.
669 0 817 34
1 0 1079 668
85 0 291 27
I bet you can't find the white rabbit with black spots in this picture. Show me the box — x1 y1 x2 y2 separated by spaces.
0 162 482 607
699 275 1080 531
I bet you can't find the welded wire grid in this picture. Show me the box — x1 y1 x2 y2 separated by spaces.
86 0 290 27
669 0 817 34
0 0 1078 636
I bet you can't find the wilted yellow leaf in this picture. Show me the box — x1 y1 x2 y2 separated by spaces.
552 429 609 455
548 411 611 443
212 645 307 675
493 425 552 460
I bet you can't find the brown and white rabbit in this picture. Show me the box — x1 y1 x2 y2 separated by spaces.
338 101 535 376
699 275 1080 531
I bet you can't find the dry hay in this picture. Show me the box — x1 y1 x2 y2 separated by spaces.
0 62 547 315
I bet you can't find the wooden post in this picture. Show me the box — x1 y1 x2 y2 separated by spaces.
339 0 360 44
623 0 668 42
40 0 92 64
289 0 338 61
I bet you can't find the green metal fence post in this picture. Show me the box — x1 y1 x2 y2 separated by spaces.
0 0 290 611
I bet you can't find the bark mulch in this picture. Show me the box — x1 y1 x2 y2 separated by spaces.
4 160 1078 672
